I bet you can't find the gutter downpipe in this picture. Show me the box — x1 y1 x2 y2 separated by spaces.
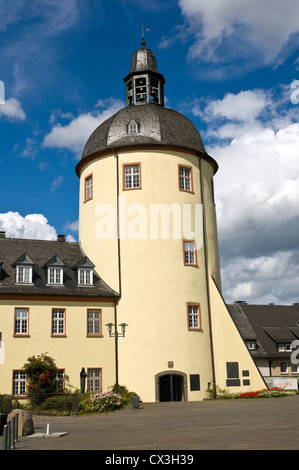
199 154 217 398
113 149 122 393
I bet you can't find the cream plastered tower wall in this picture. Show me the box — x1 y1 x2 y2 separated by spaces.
0 298 115 395
209 277 266 393
78 147 220 401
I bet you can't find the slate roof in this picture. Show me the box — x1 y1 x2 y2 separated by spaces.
0 236 118 299
78 103 211 160
227 303 299 358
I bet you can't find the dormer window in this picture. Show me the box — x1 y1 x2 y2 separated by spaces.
46 256 65 286
14 254 34 284
127 119 139 135
78 268 93 286
77 256 95 286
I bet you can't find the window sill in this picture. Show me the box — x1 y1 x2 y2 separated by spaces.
86 334 103 338
13 334 30 338
51 335 67 338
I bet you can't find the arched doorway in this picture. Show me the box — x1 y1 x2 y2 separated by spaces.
156 372 187 402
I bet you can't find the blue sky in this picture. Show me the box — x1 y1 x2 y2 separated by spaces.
0 0 299 305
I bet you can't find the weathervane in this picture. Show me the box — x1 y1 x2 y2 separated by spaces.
138 21 150 47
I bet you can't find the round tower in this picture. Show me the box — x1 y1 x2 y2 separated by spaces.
76 41 221 401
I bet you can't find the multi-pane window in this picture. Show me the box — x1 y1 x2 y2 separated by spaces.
127 120 139 135
87 368 102 392
87 309 102 335
187 304 201 330
85 174 93 201
13 371 27 396
124 164 141 189
48 267 63 285
52 309 65 336
14 308 29 335
179 166 192 192
16 266 32 283
280 361 288 373
78 269 93 286
55 370 65 392
184 241 197 265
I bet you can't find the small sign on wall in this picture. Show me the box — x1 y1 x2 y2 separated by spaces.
273 378 298 390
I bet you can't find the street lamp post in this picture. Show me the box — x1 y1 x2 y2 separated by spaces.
105 322 128 394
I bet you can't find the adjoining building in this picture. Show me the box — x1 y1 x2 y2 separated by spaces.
0 40 267 402
228 303 299 389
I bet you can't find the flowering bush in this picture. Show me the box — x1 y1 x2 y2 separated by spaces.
22 352 65 407
207 384 297 400
79 391 126 414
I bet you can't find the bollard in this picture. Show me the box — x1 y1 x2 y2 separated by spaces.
10 416 15 449
1 424 7 450
7 420 11 450
15 413 18 442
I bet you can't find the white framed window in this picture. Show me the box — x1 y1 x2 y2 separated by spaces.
291 362 299 373
247 342 257 350
87 368 102 392
179 165 192 192
16 266 32 284
85 174 93 201
87 309 102 335
187 303 201 330
13 370 27 396
127 119 139 135
14 308 29 335
123 164 141 190
52 309 65 336
184 241 197 265
48 267 63 285
78 268 93 286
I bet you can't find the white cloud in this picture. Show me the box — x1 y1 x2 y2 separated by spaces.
43 98 124 157
50 175 64 192
191 87 299 304
0 212 57 240
160 0 299 77
0 97 26 121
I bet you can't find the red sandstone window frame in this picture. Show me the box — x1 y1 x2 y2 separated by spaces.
84 173 93 202
13 307 30 337
51 308 66 337
183 240 198 267
178 165 193 193
186 303 202 331
87 367 102 392
86 308 103 337
122 163 142 190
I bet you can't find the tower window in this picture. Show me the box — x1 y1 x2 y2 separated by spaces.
187 303 202 330
123 163 141 190
183 241 197 266
179 165 193 192
127 119 139 135
126 80 133 106
85 174 93 202
150 78 160 103
135 76 147 102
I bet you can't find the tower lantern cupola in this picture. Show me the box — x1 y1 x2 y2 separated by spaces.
124 39 165 107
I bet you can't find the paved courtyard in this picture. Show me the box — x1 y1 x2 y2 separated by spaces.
2 395 299 451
